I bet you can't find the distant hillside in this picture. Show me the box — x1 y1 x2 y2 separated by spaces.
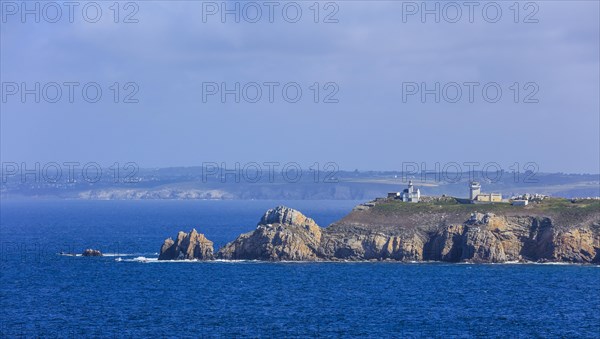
1 167 598 200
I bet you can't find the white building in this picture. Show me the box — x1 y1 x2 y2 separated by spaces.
401 181 420 203
469 181 481 200
470 181 501 203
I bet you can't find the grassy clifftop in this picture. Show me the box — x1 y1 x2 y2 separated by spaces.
331 197 600 233
372 197 598 214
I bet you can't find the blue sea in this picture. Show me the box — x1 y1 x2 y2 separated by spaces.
1 200 599 338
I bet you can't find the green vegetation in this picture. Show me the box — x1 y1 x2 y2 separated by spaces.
372 198 509 215
372 197 600 219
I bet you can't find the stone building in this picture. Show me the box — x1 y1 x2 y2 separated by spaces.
469 181 501 203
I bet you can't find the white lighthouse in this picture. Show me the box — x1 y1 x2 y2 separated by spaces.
401 180 420 203
470 181 481 200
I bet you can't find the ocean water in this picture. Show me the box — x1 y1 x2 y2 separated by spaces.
0 200 599 338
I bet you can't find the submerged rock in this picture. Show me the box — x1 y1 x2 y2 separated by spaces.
82 249 102 257
158 229 214 260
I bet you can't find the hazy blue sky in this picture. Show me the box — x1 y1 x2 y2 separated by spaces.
1 1 599 173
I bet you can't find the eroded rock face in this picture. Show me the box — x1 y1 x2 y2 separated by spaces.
424 214 600 263
217 206 322 260
158 229 214 260
319 230 426 261
552 228 598 263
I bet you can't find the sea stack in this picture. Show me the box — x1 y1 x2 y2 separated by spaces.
158 228 214 260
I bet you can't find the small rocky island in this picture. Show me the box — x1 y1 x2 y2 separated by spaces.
82 249 103 257
159 194 600 263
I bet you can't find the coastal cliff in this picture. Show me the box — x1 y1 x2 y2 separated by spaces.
159 198 600 263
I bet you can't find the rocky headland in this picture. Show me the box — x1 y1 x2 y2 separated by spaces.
159 197 600 263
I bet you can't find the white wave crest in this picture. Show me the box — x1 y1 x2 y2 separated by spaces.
103 253 157 257
115 256 159 263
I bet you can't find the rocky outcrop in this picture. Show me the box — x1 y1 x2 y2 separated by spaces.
217 206 322 260
552 228 598 263
424 213 599 263
163 199 600 263
82 249 102 257
319 231 426 261
158 229 214 260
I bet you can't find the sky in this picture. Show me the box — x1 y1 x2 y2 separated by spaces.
1 0 599 173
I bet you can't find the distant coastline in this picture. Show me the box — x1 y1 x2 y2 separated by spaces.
2 169 599 200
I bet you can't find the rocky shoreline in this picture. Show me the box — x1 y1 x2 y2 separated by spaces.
158 198 600 264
